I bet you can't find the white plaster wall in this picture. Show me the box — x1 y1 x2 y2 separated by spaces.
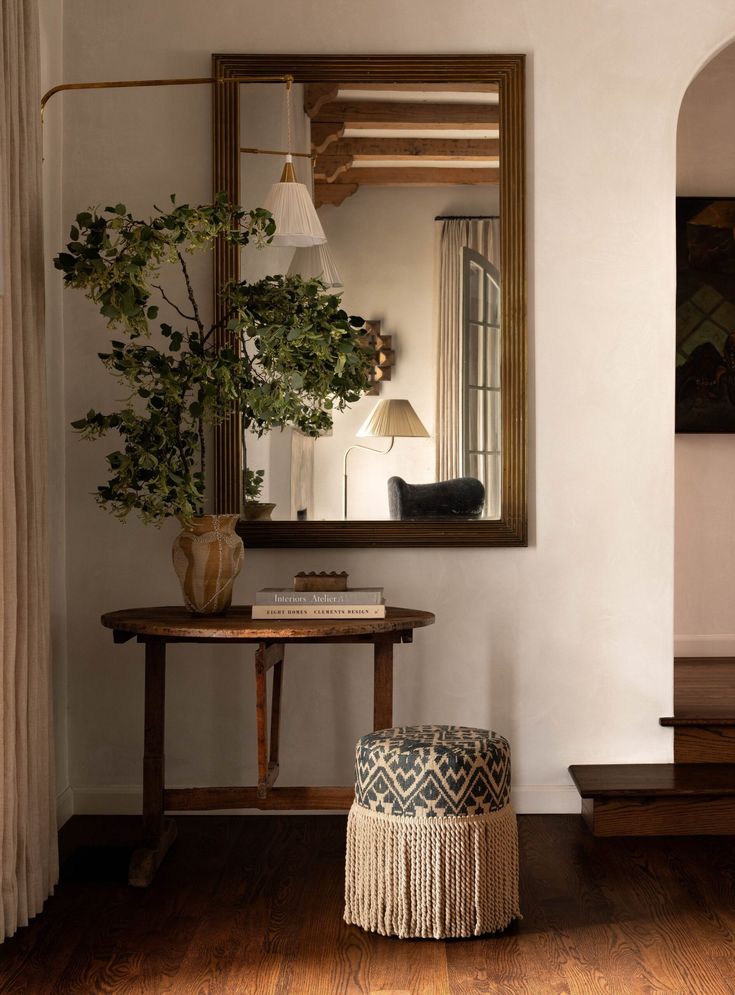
55 0 735 815
675 42 735 657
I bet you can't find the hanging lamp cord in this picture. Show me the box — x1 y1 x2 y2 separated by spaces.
279 78 297 182
286 77 293 152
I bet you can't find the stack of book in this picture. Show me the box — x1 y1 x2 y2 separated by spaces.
252 587 386 619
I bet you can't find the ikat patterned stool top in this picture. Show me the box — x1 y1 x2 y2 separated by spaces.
354 724 511 818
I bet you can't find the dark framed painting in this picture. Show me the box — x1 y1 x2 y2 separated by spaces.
677 197 735 432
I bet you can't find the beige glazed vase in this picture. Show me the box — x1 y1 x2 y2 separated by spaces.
172 514 244 615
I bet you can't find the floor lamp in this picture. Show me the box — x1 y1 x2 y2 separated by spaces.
342 399 429 519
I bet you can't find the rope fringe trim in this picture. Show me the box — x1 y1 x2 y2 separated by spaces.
344 802 520 939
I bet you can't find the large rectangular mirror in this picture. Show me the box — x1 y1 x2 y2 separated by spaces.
212 55 526 546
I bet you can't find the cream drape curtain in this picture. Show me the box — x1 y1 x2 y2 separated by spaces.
435 218 499 480
0 0 58 942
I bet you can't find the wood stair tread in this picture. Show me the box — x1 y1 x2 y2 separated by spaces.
568 763 735 797
660 715 735 726
675 656 735 663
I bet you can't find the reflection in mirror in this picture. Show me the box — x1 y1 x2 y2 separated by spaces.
238 79 501 523
462 247 501 517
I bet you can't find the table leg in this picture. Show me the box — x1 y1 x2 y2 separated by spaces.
373 635 394 730
269 656 284 770
255 643 285 799
129 638 177 887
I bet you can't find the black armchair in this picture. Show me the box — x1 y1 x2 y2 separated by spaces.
387 476 485 520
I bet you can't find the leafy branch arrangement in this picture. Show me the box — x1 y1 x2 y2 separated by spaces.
55 195 373 525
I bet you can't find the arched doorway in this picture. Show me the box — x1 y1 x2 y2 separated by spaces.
672 41 735 764
675 42 735 662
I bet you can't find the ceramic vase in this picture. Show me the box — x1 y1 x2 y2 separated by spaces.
242 501 277 521
172 514 244 615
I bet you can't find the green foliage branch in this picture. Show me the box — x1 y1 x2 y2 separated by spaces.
55 195 372 525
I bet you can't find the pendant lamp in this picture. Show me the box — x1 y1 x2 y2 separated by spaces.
263 80 326 247
288 241 342 288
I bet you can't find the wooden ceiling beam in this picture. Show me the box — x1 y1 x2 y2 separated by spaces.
310 121 344 154
332 167 499 186
341 82 500 94
314 155 355 182
313 100 499 130
314 183 359 209
304 83 339 117
320 137 499 162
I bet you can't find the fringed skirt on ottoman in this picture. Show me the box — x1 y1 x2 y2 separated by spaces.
344 725 520 939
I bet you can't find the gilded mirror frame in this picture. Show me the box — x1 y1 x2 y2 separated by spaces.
212 53 526 547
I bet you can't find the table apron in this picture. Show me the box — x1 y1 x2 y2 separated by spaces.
121 630 414 646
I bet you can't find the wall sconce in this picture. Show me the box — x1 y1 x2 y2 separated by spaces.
360 320 395 395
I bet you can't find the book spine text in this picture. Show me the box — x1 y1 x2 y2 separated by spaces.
251 605 386 619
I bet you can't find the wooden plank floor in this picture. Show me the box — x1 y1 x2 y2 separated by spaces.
2 815 735 994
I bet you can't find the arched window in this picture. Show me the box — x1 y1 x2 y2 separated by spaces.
462 248 501 517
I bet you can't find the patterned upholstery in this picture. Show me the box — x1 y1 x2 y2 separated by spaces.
354 724 511 818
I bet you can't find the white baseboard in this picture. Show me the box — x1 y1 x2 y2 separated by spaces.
71 784 581 816
675 634 735 656
56 786 74 828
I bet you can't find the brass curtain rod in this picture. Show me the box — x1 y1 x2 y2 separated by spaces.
434 214 499 220
40 73 294 118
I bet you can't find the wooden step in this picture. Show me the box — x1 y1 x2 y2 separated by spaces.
569 763 735 836
660 716 735 725
675 657 735 716
660 716 735 763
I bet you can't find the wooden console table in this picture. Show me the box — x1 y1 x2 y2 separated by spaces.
101 605 435 886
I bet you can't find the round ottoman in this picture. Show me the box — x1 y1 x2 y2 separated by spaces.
344 725 520 939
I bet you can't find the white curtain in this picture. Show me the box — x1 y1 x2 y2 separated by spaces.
0 0 58 941
435 218 499 480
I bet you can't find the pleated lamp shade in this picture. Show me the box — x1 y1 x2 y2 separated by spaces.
263 155 327 247
288 242 343 288
357 399 430 439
